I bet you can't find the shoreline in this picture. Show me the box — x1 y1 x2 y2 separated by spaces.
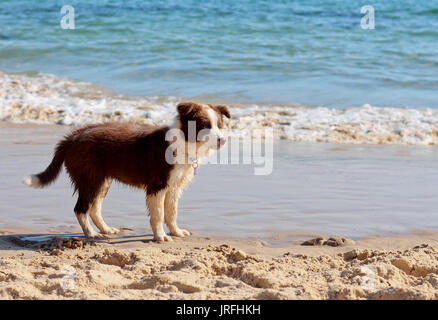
1 228 438 299
2 223 438 249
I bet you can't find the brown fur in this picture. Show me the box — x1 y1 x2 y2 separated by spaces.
28 102 231 240
209 104 231 128
177 102 214 141
63 123 172 214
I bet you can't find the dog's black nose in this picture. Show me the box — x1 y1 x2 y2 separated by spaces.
217 137 226 147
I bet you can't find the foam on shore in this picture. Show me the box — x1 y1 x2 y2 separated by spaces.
1 71 438 145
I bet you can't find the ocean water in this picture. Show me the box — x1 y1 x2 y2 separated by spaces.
1 0 438 109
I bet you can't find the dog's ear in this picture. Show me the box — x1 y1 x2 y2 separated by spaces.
215 105 231 119
177 102 202 118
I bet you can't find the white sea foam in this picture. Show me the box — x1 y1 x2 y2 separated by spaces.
1 71 438 145
0 71 177 126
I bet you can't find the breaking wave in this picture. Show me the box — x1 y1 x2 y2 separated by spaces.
1 71 438 145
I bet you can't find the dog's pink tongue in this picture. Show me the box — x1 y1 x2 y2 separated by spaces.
194 167 197 175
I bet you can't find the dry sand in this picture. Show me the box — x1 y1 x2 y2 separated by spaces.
1 229 438 300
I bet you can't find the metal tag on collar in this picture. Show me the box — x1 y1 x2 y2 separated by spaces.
192 159 198 175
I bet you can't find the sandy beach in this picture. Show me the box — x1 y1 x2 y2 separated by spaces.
1 229 438 300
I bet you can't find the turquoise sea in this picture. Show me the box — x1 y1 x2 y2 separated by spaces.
1 0 438 108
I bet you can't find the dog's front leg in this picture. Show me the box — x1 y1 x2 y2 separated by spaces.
164 188 191 237
146 189 172 242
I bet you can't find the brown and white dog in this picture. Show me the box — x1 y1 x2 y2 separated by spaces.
23 102 231 242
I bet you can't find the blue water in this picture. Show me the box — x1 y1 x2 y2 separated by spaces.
1 0 438 108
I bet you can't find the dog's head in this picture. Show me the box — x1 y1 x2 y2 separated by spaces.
176 101 231 150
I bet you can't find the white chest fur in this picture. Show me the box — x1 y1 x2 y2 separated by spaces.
168 164 194 190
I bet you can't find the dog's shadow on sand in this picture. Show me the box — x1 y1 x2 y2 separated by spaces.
0 232 158 251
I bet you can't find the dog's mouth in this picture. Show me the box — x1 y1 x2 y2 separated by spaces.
207 137 226 150
216 137 226 149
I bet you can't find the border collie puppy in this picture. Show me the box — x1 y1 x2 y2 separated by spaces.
23 102 231 242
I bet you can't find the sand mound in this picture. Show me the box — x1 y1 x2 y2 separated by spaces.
1 235 438 300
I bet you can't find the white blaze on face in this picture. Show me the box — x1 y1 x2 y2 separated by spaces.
206 106 223 140
194 105 224 153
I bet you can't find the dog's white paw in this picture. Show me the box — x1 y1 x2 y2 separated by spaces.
102 227 120 235
154 234 173 242
171 228 191 237
85 232 107 240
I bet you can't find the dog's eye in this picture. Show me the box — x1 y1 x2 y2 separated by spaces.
200 120 211 129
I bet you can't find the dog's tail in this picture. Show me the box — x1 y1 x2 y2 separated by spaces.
23 139 70 188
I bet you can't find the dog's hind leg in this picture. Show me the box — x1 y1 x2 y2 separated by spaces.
89 178 119 235
74 190 105 239
164 187 191 237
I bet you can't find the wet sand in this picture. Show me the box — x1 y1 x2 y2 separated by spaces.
1 123 438 244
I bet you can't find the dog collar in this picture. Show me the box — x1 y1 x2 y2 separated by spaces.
192 159 198 176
